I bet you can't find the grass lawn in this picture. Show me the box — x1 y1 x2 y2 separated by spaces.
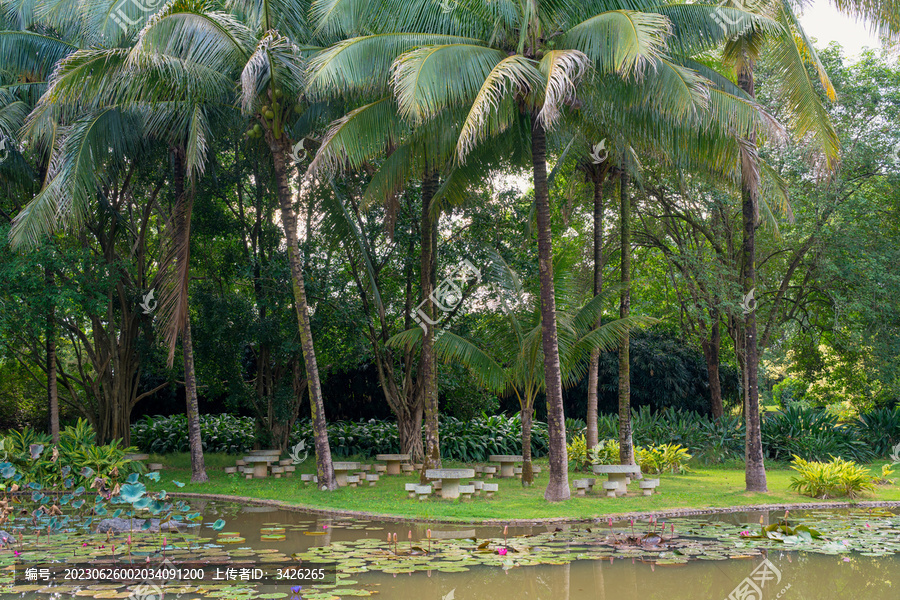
146 453 900 523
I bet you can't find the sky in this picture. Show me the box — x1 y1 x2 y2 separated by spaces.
798 0 883 57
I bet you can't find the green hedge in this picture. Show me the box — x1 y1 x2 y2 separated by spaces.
132 413 549 462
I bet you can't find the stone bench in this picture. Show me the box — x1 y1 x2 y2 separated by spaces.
474 465 484 475
483 466 497 479
414 463 424 470
301 473 317 485
602 481 619 498
415 485 432 500
148 463 163 472
458 484 475 500
223 466 237 475
405 483 418 498
278 459 292 466
638 478 659 496
346 475 360 488
532 466 542 477
401 463 414 474
235 459 246 468
241 467 254 480
283 466 295 477
471 480 484 496
270 466 285 478
483 483 499 498
514 466 523 478
574 478 596 495
366 474 379 486
374 464 387 475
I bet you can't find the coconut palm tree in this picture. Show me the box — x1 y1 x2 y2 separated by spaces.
389 252 654 485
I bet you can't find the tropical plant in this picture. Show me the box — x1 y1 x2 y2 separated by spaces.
762 405 875 463
566 435 591 471
588 439 620 466
788 455 876 499
637 443 692 474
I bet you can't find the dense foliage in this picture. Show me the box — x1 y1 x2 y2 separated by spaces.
132 413 549 462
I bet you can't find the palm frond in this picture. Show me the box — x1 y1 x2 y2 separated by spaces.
564 9 671 77
535 49 590 128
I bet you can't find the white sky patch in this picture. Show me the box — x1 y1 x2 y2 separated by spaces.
799 0 884 58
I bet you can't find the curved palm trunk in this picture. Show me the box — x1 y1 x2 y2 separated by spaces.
182 317 208 482
269 135 336 490
420 169 441 478
618 170 636 465
531 115 570 502
172 148 207 482
737 58 768 492
586 172 604 448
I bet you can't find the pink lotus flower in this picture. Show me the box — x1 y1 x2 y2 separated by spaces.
739 530 752 537
843 557 851 562
13 551 20 557
497 548 507 556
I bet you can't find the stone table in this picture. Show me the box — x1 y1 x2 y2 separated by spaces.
333 461 362 487
375 454 411 475
243 455 278 478
592 464 642 496
488 455 523 478
124 453 149 462
425 468 475 499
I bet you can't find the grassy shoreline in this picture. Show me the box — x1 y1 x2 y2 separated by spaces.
146 453 900 523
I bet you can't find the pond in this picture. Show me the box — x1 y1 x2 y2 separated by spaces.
3 501 900 599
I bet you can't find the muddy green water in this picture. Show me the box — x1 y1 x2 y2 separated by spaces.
5 502 899 599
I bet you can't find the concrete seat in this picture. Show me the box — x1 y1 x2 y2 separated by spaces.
574 479 590 496
346 474 360 488
638 478 659 496
278 459 292 466
223 466 237 474
471 480 484 496
483 466 497 479
235 459 246 467
366 474 379 486
602 481 619 498
405 483 418 499
374 464 387 475
241 467 254 480
458 484 475 500
415 485 432 500
483 483 499 498
301 473 314 484
270 466 285 478
401 463 414 474
283 466 295 477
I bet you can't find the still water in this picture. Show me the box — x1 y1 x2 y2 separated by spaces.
6 502 899 599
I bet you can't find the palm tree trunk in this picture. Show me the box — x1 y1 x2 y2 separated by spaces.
270 135 337 490
46 265 59 443
530 114 570 501
586 172 604 449
737 58 768 492
183 317 208 482
172 147 207 481
420 169 442 477
521 404 534 486
618 169 636 465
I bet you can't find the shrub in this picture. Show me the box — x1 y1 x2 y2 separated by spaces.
566 435 590 470
637 443 692 474
1 418 141 487
788 455 876 498
855 407 900 457
133 413 549 462
132 414 257 454
761 405 875 463
588 439 620 466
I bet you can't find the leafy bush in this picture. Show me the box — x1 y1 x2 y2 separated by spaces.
855 407 900 457
762 405 875 463
588 439 620 465
1 418 141 487
772 377 808 409
637 443 692 474
788 455 876 498
134 413 549 462
566 435 590 470
132 414 256 454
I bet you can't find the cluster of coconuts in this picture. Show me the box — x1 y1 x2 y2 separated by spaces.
245 88 303 141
